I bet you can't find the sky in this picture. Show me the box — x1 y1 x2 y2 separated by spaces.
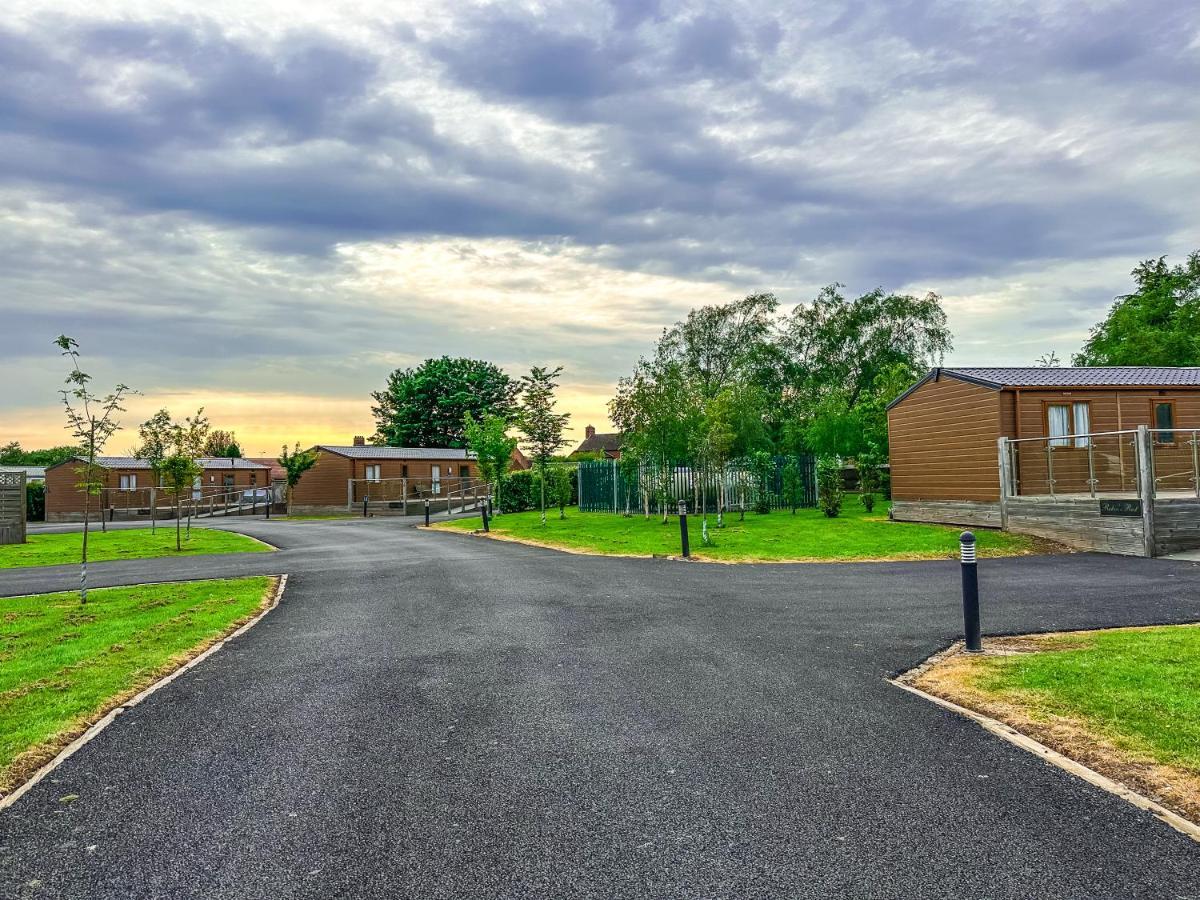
2 0 1198 456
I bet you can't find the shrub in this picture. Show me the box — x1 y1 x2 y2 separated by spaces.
547 465 572 519
858 456 881 513
817 458 843 518
499 469 536 513
26 481 45 521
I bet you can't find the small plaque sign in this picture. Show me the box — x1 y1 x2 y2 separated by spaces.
1099 498 1142 517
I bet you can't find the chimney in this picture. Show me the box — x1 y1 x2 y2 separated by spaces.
353 435 366 446
585 425 596 439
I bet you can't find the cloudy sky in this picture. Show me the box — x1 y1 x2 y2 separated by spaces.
3 0 1197 455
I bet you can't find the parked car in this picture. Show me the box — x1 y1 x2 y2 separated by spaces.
241 488 272 504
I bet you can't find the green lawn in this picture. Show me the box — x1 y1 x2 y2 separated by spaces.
970 625 1200 772
0 577 276 794
0 527 271 569
435 502 1037 561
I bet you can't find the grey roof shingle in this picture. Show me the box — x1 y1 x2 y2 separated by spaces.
945 366 1200 388
58 456 270 470
317 445 476 460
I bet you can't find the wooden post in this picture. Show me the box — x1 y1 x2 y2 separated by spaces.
347 478 354 511
996 437 1010 530
1135 425 1155 558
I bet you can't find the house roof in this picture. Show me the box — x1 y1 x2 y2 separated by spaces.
246 457 287 480
316 445 476 460
942 366 1200 388
889 366 1200 409
573 432 622 455
47 456 270 472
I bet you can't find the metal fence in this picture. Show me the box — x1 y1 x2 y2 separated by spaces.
348 476 491 515
577 457 817 514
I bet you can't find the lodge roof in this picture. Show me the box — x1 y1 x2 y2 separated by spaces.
315 445 476 460
46 456 271 471
889 366 1200 409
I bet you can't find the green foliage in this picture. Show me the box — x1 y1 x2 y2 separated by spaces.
0 443 78 468
857 455 882 513
202 429 241 458
498 469 536 513
780 456 805 513
546 465 572 519
749 450 773 514
25 482 45 522
136 407 209 551
371 357 517 448
1074 252 1200 366
517 366 571 524
817 458 844 518
55 335 135 604
463 412 517 490
279 443 320 496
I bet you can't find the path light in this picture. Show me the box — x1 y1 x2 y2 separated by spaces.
678 500 690 559
960 531 981 652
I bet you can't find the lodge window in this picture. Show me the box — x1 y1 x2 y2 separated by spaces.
1047 401 1090 448
401 464 408 478
1153 400 1176 445
365 464 381 482
459 465 470 478
119 474 137 490
223 474 235 488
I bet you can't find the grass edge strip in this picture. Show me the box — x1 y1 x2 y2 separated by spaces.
0 573 288 811
889 659 1200 845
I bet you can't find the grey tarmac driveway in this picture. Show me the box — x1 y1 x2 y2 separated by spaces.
1 518 1199 899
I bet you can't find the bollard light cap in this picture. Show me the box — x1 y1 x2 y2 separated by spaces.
959 530 976 544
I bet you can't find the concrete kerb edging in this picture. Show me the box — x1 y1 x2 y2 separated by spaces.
890 659 1200 844
0 573 289 812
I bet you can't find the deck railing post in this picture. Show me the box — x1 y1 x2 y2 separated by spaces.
1046 444 1055 497
996 437 1010 530
1135 424 1155 558
1087 439 1097 498
1192 430 1199 499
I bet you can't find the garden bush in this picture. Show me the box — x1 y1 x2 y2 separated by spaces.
817 458 844 518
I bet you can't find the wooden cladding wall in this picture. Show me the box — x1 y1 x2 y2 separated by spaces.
888 377 1003 502
1011 389 1200 496
288 453 353 507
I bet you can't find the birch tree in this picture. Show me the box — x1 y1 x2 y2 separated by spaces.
516 366 570 525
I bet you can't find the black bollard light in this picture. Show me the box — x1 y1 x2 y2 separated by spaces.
363 497 369 518
481 500 490 532
424 498 431 527
960 531 981 652
678 500 690 559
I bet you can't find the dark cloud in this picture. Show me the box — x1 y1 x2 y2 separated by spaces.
0 0 1196 352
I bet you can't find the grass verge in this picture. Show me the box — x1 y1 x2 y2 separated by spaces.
908 624 1200 824
0 527 271 569
433 502 1040 562
0 576 277 796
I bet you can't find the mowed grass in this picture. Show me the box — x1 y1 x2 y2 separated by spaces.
969 626 1200 772
436 502 1037 561
0 527 271 569
0 577 276 794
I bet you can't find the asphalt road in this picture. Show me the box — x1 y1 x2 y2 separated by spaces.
2 518 1199 899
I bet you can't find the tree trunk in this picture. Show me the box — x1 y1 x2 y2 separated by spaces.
175 495 182 552
539 464 547 525
80 484 90 606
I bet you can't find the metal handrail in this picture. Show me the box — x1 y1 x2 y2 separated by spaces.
1005 428 1139 445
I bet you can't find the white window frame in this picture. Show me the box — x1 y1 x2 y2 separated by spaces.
431 465 441 494
119 474 137 490
365 464 381 482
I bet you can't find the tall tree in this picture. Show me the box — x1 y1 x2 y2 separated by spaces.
203 429 241 458
1074 252 1200 366
517 366 570 525
0 443 79 467
55 335 134 604
463 412 518 513
371 357 518 448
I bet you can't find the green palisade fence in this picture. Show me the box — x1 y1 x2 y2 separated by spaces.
577 457 816 514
